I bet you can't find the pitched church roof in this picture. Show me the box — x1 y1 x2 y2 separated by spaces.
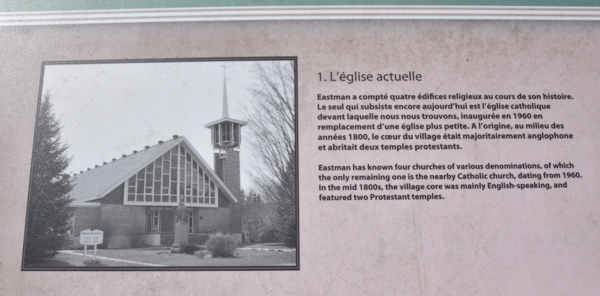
68 136 238 207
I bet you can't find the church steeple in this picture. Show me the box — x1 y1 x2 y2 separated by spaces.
204 70 247 151
222 75 229 119
204 68 247 205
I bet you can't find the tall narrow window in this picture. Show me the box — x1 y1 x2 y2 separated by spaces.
67 217 75 236
179 147 185 201
145 163 153 201
222 122 231 142
214 124 220 145
233 124 239 144
209 181 216 204
147 211 158 232
127 175 136 201
187 210 193 234
204 174 210 197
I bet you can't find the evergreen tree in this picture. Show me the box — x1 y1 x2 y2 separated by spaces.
24 94 73 263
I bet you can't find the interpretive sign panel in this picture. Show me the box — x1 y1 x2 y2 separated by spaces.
2 5 600 295
79 229 103 246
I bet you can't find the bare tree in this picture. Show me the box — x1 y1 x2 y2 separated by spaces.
245 60 296 247
241 191 277 243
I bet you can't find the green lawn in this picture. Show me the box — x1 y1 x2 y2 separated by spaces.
34 245 296 268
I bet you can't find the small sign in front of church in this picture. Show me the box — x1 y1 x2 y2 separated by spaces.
79 229 104 246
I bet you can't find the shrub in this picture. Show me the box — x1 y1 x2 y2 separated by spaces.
183 244 201 255
205 235 238 257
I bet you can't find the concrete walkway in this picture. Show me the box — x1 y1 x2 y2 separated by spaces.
238 244 296 252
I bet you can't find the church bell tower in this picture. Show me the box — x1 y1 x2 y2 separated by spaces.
204 72 247 201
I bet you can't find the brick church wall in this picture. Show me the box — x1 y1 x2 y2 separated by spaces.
98 205 145 248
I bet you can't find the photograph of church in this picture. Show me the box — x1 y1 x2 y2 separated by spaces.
23 58 298 269
68 133 244 249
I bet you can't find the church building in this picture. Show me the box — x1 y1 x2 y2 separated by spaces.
67 77 246 249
